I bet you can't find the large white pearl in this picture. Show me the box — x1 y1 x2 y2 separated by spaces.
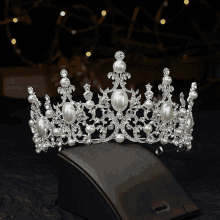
161 102 173 123
115 134 124 143
68 139 75 146
113 61 126 73
85 100 95 109
45 109 53 118
190 91 198 99
163 76 172 85
143 124 152 133
179 108 187 117
111 89 128 112
144 100 153 109
36 117 46 137
60 77 70 87
53 128 61 136
86 125 95 134
62 102 76 124
185 115 193 133
28 95 36 103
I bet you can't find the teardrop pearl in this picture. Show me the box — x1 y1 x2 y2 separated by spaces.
185 115 193 133
36 117 46 137
111 89 128 112
161 102 173 123
62 102 76 124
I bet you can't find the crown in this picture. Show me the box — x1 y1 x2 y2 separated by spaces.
27 51 198 154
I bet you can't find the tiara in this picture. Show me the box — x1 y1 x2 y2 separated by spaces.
27 51 198 154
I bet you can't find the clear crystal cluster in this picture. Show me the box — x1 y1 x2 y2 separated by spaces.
27 51 198 154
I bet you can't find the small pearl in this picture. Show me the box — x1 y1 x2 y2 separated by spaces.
53 128 61 136
113 61 126 73
57 142 62 147
68 139 75 146
144 100 153 109
175 128 183 136
173 111 178 118
85 100 95 109
160 137 168 145
185 143 192 152
33 137 40 144
86 125 95 134
45 110 53 118
190 91 198 99
35 149 41 154
179 108 187 117
29 119 34 126
60 77 70 87
143 124 152 133
163 76 172 85
115 134 124 143
28 95 36 103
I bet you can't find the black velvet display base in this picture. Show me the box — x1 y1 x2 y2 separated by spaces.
58 142 199 220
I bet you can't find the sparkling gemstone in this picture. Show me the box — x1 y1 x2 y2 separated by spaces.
36 117 46 137
111 89 128 112
62 102 76 124
160 102 173 123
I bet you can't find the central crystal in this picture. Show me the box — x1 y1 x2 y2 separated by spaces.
111 89 128 112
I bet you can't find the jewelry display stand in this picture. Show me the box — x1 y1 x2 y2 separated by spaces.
57 142 199 220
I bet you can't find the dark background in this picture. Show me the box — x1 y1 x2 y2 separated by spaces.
0 0 220 220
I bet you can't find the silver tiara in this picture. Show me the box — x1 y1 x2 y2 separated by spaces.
27 51 198 154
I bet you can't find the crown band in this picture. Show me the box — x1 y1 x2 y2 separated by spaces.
28 51 198 153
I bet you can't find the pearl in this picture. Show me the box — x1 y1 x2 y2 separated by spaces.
143 124 152 133
68 139 75 146
163 76 172 85
45 110 53 118
86 125 95 134
160 137 168 145
28 119 34 126
28 95 36 103
33 137 40 144
179 108 187 117
57 142 62 147
53 128 61 136
185 115 193 133
62 102 76 124
190 91 198 99
36 117 46 137
60 77 70 87
175 128 183 136
35 149 41 154
161 102 173 123
144 100 153 109
111 89 128 111
185 143 192 152
173 111 178 118
113 61 126 73
85 100 95 109
115 134 124 143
